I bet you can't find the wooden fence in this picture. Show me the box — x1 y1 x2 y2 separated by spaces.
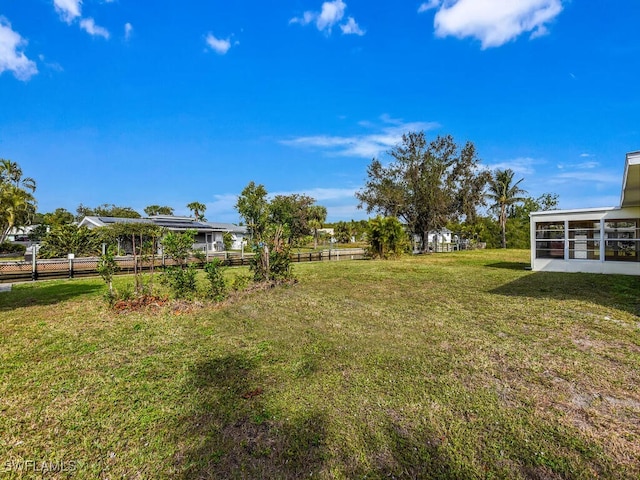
0 248 367 284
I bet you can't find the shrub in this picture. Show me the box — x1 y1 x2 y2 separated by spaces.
162 264 198 299
0 242 26 254
204 259 227 302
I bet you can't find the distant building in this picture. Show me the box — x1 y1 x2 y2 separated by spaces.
79 215 247 253
530 151 639 275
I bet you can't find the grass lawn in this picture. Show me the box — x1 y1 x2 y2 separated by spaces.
1 250 639 479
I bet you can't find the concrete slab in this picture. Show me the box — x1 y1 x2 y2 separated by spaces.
0 283 12 292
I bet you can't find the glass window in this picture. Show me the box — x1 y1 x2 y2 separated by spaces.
535 222 565 259
604 219 640 262
568 220 600 260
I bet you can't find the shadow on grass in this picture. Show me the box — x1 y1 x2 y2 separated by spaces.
174 354 327 479
491 271 640 317
0 282 103 311
486 261 531 271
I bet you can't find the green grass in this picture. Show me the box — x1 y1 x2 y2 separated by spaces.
1 250 639 479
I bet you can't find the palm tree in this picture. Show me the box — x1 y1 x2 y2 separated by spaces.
0 159 37 244
307 205 327 249
486 169 526 248
187 201 206 221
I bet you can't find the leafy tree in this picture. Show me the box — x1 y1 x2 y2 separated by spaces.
97 248 119 304
0 159 37 244
486 169 527 248
506 192 559 249
250 224 293 282
161 230 196 267
269 194 315 244
222 231 233 251
356 132 489 252
44 208 75 226
187 202 206 221
76 203 141 220
333 221 353 243
101 222 163 293
307 205 327 249
27 208 75 241
366 216 409 259
236 182 269 242
144 205 174 216
39 224 102 258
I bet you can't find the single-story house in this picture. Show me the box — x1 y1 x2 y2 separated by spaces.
530 151 640 275
79 215 247 253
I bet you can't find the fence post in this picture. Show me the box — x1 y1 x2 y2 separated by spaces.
68 254 74 279
31 251 38 281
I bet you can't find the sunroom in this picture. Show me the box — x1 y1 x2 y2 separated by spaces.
529 151 640 275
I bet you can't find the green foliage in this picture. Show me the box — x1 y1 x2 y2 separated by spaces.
236 181 269 242
204 258 227 301
230 273 252 292
162 264 198 299
222 232 233 251
0 242 26 254
39 224 102 258
0 159 37 244
307 205 327 249
505 193 560 249
161 230 196 266
186 201 206 221
356 132 489 252
250 224 294 282
144 205 174 216
76 203 141 220
97 248 119 301
366 216 409 259
486 169 527 248
269 194 315 244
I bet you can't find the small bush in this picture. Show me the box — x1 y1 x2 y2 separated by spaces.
0 242 27 254
204 259 227 302
230 274 252 292
162 264 198 299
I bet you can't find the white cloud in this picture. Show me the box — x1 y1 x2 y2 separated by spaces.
485 157 538 175
0 18 38 81
79 18 110 39
290 0 364 36
205 33 232 55
281 116 440 158
557 160 600 170
340 17 365 36
418 0 440 13
430 0 563 49
54 0 82 23
317 0 346 31
124 22 133 41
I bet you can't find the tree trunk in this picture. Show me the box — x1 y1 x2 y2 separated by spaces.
421 230 430 253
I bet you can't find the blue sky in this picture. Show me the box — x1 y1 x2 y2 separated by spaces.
1 0 639 223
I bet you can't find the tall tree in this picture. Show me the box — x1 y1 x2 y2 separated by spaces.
307 205 327 249
235 182 269 242
187 201 206 221
269 194 315 244
0 159 37 244
356 132 489 252
486 169 527 248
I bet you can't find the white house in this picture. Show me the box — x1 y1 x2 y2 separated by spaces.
530 151 640 275
79 215 247 253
